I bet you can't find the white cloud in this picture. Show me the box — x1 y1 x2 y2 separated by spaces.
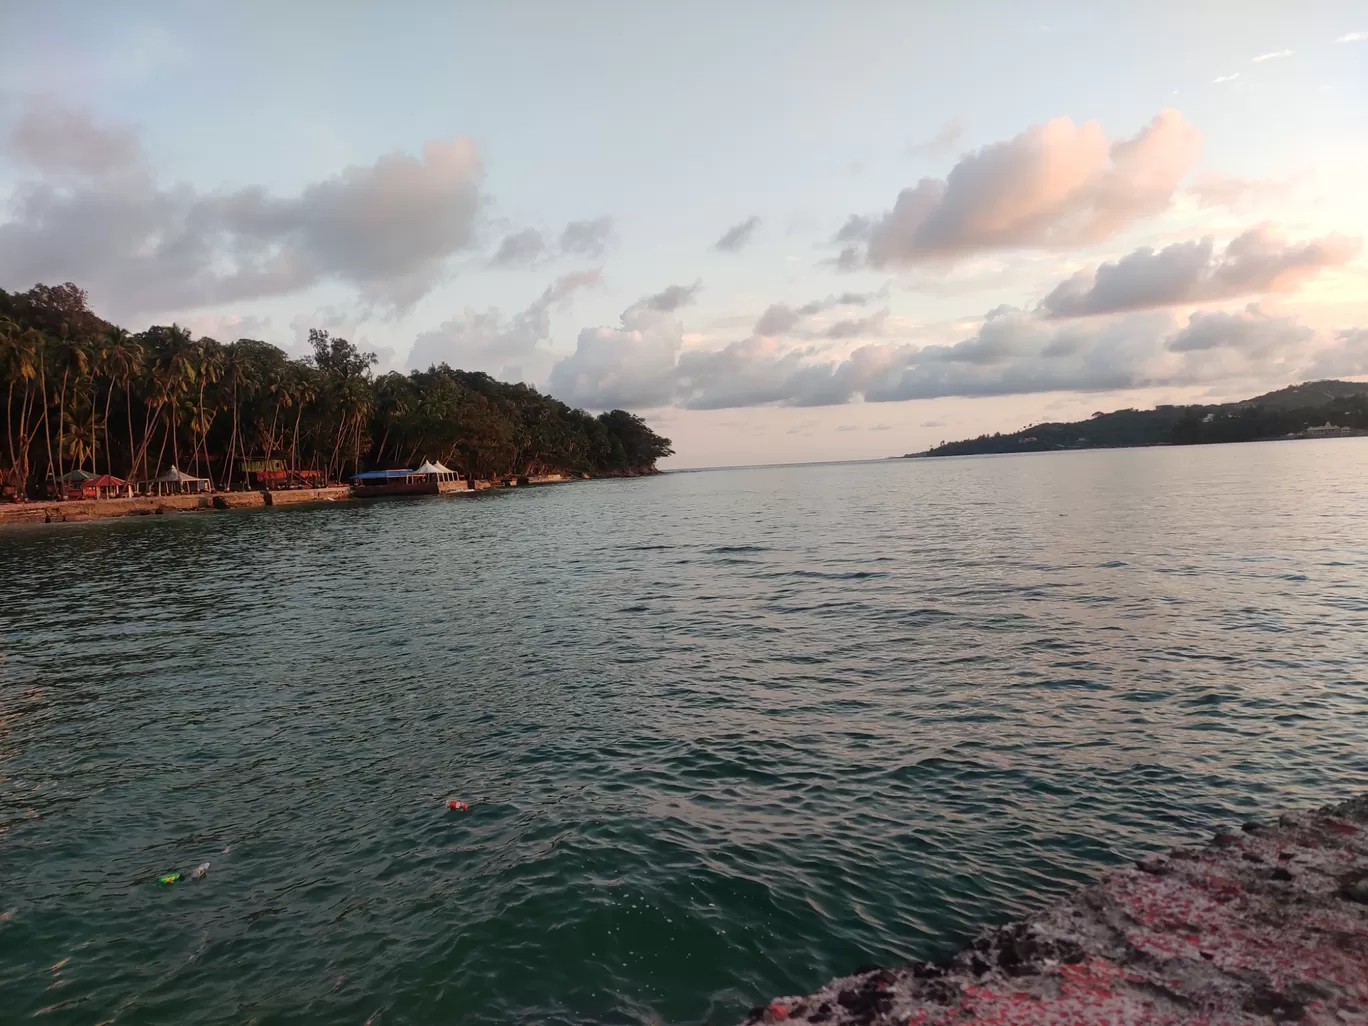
1212 73 1241 84
549 286 1361 411
1251 50 1293 62
407 269 600 382
1336 31 1367 43
0 98 484 318
839 110 1201 269
1040 225 1360 317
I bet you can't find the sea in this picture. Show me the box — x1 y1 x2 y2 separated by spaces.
2 440 1367 1025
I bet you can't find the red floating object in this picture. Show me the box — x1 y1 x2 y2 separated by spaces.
447 799 469 811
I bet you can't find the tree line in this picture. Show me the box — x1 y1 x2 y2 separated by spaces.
0 283 672 498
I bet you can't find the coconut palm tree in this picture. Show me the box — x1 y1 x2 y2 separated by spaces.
189 338 223 478
50 333 91 493
102 329 144 480
284 363 319 479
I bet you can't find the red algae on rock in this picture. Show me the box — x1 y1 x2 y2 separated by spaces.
745 795 1368 1026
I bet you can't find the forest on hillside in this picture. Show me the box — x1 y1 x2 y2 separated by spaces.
913 382 1368 458
0 283 672 498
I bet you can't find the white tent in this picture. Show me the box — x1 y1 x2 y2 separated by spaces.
414 460 460 481
147 465 211 495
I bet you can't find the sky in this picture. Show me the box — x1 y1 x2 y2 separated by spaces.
1 1 1365 468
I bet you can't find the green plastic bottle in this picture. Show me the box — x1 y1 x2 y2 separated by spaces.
157 872 182 886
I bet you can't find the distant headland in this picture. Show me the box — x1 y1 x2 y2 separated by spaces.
0 282 672 515
902 380 1368 459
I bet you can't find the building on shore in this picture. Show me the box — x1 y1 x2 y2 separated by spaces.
145 466 212 496
52 469 133 500
238 459 324 490
1303 422 1354 437
413 460 461 483
351 461 471 496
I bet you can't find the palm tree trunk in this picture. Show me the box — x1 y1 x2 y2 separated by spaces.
39 361 56 495
56 368 70 494
155 415 171 478
223 402 238 489
125 379 136 482
4 377 16 486
291 406 303 477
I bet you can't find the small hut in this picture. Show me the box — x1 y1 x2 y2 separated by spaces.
147 465 211 496
70 473 131 500
51 468 97 498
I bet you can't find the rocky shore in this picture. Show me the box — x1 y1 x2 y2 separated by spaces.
746 794 1367 1025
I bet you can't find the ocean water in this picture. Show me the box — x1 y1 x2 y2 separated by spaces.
2 440 1367 1025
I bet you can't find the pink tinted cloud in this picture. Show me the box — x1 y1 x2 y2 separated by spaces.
842 110 1202 269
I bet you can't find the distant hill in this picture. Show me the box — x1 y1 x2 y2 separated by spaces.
906 379 1368 458
1242 379 1368 411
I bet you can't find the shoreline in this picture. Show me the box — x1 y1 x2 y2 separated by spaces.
743 794 1368 1025
0 472 624 529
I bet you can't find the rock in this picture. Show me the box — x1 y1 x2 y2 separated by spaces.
739 794 1368 1025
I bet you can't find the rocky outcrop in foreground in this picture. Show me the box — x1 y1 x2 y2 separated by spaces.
747 795 1368 1025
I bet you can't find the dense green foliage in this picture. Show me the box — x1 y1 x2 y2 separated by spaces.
0 283 672 497
914 382 1368 458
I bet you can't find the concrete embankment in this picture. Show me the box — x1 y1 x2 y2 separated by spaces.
0 475 587 527
746 794 1368 1025
0 486 356 526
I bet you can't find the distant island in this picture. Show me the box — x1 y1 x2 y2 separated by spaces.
0 282 672 503
903 380 1368 458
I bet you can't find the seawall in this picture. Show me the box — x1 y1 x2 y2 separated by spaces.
1 485 356 525
745 794 1367 1025
0 475 594 528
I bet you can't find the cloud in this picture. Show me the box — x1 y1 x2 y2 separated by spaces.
1336 32 1367 43
754 305 801 337
182 311 274 342
1040 225 1360 317
841 110 1201 269
1165 304 1310 354
550 289 1348 411
7 96 142 176
547 291 685 410
636 280 701 314
753 289 882 337
1212 73 1241 84
713 215 762 252
905 118 965 158
1188 173 1291 208
823 310 888 339
1309 329 1368 377
0 100 483 317
490 228 545 266
1251 50 1293 62
407 269 599 380
560 216 613 257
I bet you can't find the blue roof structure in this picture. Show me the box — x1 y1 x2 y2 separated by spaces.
351 469 416 482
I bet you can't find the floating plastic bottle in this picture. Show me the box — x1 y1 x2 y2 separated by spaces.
191 863 210 879
157 872 181 886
